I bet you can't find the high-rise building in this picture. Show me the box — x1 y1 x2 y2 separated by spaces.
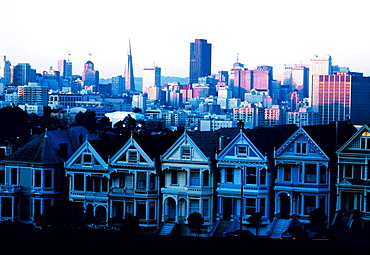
82 60 99 87
18 82 48 106
316 72 370 125
57 59 72 79
142 66 161 95
291 65 309 99
0 56 12 86
111 75 125 97
309 54 332 111
124 40 135 91
13 63 36 86
189 39 212 84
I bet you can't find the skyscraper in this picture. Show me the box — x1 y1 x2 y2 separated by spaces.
142 66 161 94
111 75 125 97
0 56 11 86
82 60 99 87
317 72 370 125
124 40 135 91
57 59 72 79
189 39 212 84
13 63 36 86
309 54 332 111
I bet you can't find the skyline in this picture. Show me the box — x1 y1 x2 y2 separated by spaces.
1 0 370 79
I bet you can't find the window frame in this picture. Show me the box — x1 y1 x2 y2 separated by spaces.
295 142 308 155
181 146 191 160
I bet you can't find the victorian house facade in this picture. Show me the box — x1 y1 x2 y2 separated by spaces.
0 126 95 223
335 123 370 238
160 129 238 236
214 125 298 237
272 121 357 237
65 132 180 232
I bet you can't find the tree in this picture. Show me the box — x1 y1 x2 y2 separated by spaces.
308 208 328 231
187 212 204 237
75 110 97 132
120 214 139 235
247 212 262 236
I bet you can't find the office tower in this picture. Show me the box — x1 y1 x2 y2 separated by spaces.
13 63 37 86
82 60 99 87
57 59 72 78
111 75 125 97
254 65 273 91
291 65 309 99
124 40 135 91
0 56 11 86
189 39 212 84
233 69 252 100
309 54 332 111
317 72 370 125
18 82 48 106
142 66 161 94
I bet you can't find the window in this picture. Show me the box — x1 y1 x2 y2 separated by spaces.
304 196 316 215
181 147 191 160
260 198 266 216
149 201 156 219
295 142 307 155
171 171 178 185
237 145 248 156
246 167 257 184
343 164 353 178
226 169 233 183
245 198 256 215
1 197 12 217
305 164 316 183
44 170 52 187
260 169 266 185
119 174 126 187
189 199 199 214
10 168 18 185
82 153 93 166
128 150 138 162
74 173 84 191
190 169 200 186
150 174 156 190
202 199 209 217
137 172 146 189
0 170 4 184
34 170 41 187
283 166 291 181
319 165 326 183
203 171 209 186
360 132 370 149
136 202 146 219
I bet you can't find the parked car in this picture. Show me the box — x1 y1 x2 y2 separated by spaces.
280 231 296 240
226 229 255 238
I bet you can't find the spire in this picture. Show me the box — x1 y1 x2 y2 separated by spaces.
124 39 135 92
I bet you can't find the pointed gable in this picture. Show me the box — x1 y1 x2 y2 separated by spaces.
110 137 155 167
65 140 108 170
217 130 265 161
337 124 370 154
276 127 329 160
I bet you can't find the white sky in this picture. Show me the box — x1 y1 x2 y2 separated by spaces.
1 0 370 78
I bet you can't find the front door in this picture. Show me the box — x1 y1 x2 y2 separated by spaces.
279 193 290 219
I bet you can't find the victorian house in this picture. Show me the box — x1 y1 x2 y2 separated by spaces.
65 132 180 232
108 133 180 233
272 121 357 238
335 123 370 238
213 125 298 237
0 126 95 223
160 129 238 236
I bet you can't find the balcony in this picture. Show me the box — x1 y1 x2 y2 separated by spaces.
275 181 329 192
161 186 212 196
0 185 21 194
31 187 57 195
110 187 158 197
70 190 108 201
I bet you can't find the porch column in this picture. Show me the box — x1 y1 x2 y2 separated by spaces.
337 190 341 211
354 194 358 210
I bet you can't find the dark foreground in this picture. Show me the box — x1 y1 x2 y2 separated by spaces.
2 229 370 251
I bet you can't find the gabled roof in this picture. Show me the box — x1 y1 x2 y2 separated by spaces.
303 121 357 156
4 126 98 165
186 128 240 160
336 123 370 154
243 125 299 158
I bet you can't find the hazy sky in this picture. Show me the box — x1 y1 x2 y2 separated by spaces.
1 0 370 78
